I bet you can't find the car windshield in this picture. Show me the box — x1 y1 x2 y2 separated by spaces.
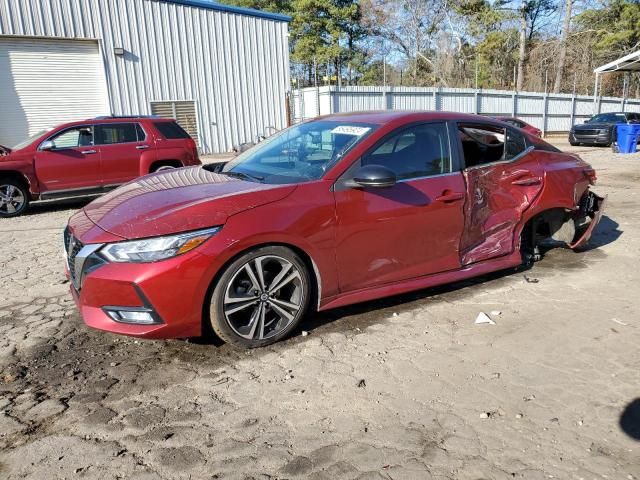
221 120 376 184
587 113 627 123
11 129 50 150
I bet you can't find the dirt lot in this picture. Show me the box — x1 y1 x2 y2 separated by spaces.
1 142 639 480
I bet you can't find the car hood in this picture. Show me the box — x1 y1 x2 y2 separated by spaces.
573 123 615 130
83 166 297 240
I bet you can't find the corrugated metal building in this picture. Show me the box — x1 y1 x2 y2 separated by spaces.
0 0 291 153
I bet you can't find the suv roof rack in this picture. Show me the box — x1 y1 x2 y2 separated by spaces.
93 115 162 120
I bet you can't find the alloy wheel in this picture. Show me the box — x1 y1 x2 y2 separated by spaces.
223 255 305 341
0 184 26 215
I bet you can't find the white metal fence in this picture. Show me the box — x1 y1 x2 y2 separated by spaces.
292 86 640 134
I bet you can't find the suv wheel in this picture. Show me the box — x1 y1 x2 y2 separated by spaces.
0 179 29 217
209 246 311 348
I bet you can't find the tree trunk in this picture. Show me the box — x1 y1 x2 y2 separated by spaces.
553 0 573 93
516 0 527 91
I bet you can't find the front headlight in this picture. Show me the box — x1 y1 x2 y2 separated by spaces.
100 227 220 263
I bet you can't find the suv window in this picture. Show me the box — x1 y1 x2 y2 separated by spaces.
95 123 143 145
154 121 191 139
50 127 93 149
362 123 451 180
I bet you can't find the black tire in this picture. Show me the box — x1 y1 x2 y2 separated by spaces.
209 246 311 348
0 178 29 218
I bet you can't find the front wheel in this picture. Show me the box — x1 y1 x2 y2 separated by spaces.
0 180 29 217
209 246 311 348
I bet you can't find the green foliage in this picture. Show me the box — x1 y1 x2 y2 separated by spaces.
576 0 640 56
220 0 364 65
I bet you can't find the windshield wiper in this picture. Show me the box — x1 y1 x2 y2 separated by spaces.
222 171 265 182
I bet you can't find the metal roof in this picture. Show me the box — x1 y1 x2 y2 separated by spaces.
594 50 640 73
159 0 291 22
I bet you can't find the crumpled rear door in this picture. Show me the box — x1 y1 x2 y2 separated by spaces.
459 150 544 265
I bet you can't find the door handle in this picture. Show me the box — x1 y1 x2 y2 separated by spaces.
511 177 541 186
136 145 150 150
81 150 97 155
435 191 465 203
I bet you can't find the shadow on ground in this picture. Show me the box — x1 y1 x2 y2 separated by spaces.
581 215 622 250
25 198 92 216
620 398 640 440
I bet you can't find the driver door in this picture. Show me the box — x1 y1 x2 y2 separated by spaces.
35 126 102 194
333 122 466 292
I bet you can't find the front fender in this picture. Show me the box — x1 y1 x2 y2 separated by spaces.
0 160 39 197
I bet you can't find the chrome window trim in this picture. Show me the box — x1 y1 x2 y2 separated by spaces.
39 122 147 151
397 171 461 184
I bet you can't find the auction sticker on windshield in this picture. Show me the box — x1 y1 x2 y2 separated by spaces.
331 126 371 136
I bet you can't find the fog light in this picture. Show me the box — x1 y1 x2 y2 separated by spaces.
105 308 158 325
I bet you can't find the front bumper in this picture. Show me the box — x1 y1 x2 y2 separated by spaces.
570 192 607 249
569 131 611 145
67 248 216 339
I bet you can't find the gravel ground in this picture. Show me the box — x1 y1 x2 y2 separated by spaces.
0 142 639 480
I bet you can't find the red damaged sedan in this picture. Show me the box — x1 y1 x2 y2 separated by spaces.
64 112 605 348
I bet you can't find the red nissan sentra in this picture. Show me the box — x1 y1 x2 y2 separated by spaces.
64 112 605 348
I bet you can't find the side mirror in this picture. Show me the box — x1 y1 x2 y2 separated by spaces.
352 164 397 188
39 140 55 151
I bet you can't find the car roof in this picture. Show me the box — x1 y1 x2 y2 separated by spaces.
51 117 175 129
314 110 505 125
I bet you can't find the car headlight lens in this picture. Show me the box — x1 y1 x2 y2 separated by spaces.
100 227 220 263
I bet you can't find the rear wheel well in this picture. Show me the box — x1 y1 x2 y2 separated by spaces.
149 160 182 173
201 242 320 338
520 208 575 264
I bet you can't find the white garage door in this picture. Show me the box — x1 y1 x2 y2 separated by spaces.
0 37 110 148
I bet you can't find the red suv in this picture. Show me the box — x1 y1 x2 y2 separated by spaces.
0 116 200 217
64 112 604 348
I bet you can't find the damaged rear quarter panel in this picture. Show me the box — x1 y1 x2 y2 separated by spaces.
511 151 595 249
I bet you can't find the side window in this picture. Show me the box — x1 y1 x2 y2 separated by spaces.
153 121 191 139
95 123 139 145
362 123 451 180
504 128 527 160
50 127 93 149
458 125 505 168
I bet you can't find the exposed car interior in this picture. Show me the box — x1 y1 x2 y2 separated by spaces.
459 125 527 167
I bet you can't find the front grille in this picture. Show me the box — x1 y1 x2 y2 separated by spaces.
575 129 601 136
65 229 84 288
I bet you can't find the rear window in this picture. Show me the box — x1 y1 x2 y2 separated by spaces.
153 121 191 139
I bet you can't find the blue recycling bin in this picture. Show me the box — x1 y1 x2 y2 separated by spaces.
616 124 639 154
